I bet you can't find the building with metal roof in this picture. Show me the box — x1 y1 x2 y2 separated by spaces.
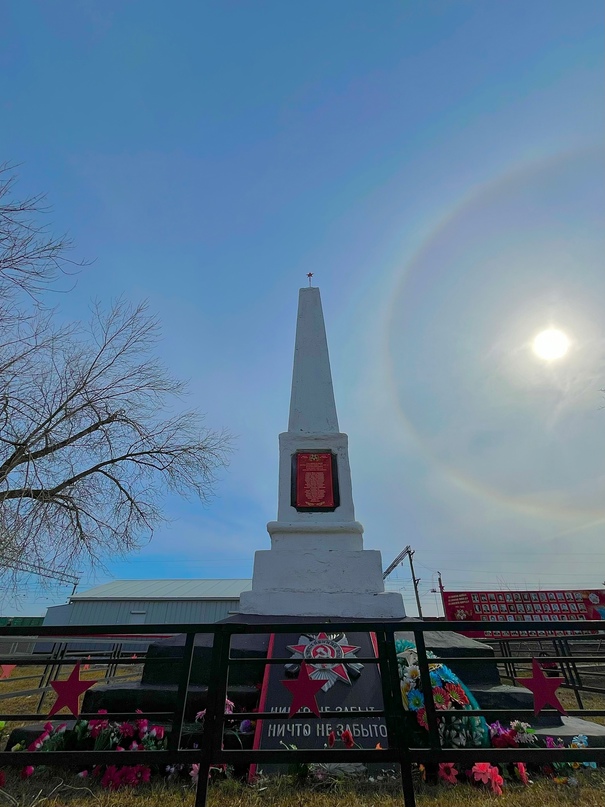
43 579 252 629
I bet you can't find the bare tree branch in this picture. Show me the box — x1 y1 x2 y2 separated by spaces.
0 169 231 592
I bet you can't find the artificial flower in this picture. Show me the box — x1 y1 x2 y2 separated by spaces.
190 764 200 784
429 671 442 688
405 664 421 683
239 720 254 734
341 729 354 749
492 730 518 749
471 762 491 784
510 721 537 744
327 731 335 748
489 766 504 796
408 690 424 711
435 666 457 684
438 762 458 784
432 687 451 710
21 766 35 780
416 708 428 730
516 762 529 786
118 722 135 738
445 683 469 706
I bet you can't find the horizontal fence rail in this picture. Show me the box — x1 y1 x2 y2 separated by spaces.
0 619 602 806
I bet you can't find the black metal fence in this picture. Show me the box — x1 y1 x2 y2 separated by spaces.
0 619 604 806
493 633 605 705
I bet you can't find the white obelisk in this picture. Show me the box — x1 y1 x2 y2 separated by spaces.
239 287 405 619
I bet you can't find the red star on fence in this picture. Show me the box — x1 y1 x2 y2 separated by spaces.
1 665 16 680
281 662 325 718
517 658 567 716
47 663 97 718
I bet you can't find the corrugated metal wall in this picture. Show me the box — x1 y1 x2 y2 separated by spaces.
68 598 239 625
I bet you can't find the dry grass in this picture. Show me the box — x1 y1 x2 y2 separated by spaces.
1 666 605 804
0 663 142 742
1 773 605 807
557 689 605 728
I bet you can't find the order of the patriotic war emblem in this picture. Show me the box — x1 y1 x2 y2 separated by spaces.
285 632 363 691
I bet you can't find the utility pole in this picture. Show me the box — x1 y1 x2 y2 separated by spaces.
383 545 423 618
407 549 423 619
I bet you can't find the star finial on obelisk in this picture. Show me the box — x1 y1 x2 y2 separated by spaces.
307 272 313 287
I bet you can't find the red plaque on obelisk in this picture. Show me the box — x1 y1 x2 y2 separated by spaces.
293 452 337 510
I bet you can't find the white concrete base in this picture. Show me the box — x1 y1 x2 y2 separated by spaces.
238 590 406 618
238 547 407 619
250 549 385 594
268 521 364 552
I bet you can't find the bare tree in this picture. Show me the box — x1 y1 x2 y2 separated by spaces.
0 168 230 588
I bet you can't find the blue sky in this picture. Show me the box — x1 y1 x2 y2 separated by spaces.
1 1 603 615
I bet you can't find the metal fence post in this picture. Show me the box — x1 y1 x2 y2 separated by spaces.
169 631 196 752
413 629 440 751
376 628 416 807
195 627 231 807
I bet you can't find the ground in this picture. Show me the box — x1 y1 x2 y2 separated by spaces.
2 774 605 807
2 666 605 805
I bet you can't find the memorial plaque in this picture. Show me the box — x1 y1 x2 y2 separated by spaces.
251 631 386 773
292 452 338 510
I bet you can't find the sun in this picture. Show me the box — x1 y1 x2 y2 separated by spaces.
532 328 570 361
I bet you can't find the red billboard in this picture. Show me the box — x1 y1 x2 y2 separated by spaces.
442 588 605 639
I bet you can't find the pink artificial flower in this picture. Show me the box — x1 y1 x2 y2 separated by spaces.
136 717 149 736
516 762 529 786
77 770 88 778
416 707 428 730
152 725 165 740
119 722 135 738
43 722 53 733
195 710 206 721
20 766 34 780
129 741 140 751
89 709 110 738
137 765 151 783
432 687 451 710
120 767 138 787
438 762 458 784
116 746 125 752
225 698 235 714
472 762 492 784
101 765 121 791
190 763 200 784
489 766 504 796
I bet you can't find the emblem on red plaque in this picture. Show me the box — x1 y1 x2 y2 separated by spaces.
285 632 363 691
292 452 339 511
